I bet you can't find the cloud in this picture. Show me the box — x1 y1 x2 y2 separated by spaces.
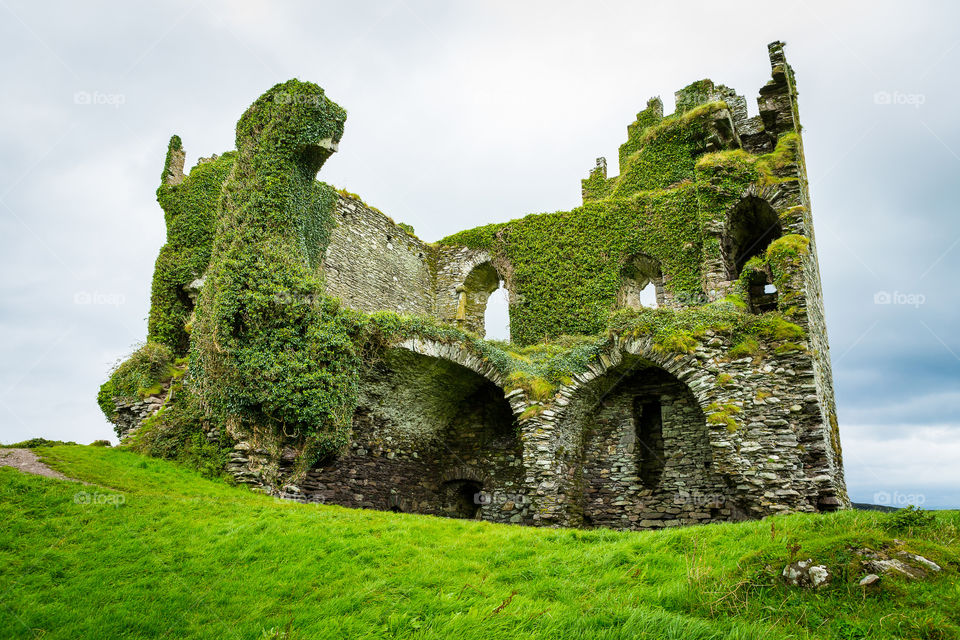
842 424 960 508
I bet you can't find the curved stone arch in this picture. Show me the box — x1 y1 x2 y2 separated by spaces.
392 338 529 420
721 195 782 280
729 183 808 240
457 250 500 279
721 185 813 313
440 465 492 485
517 336 738 526
435 246 514 338
554 336 719 419
616 253 665 310
703 186 795 303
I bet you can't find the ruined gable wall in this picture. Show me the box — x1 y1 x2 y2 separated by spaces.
321 194 435 316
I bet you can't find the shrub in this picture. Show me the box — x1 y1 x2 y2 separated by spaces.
128 383 231 479
97 342 176 421
886 505 936 532
2 438 77 448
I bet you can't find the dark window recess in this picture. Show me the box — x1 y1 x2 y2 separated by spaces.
634 397 665 490
723 196 782 279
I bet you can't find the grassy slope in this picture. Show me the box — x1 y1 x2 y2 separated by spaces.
1 447 958 640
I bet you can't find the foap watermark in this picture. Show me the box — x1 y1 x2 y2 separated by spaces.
873 490 925 508
873 90 925 109
673 492 726 508
74 291 126 306
474 491 527 507
74 90 126 109
273 91 325 107
74 490 126 506
873 290 925 308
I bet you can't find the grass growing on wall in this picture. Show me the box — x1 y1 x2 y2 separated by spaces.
1 446 957 640
96 342 181 422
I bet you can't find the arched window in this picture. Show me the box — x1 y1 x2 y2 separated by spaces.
724 196 782 313
456 262 504 338
484 281 511 341
723 196 782 280
617 254 663 310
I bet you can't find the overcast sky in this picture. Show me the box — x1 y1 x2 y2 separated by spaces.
1 1 957 508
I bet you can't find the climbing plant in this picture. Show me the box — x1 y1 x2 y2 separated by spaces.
148 141 235 355
190 79 361 466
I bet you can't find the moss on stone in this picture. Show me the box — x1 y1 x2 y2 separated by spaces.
97 342 178 421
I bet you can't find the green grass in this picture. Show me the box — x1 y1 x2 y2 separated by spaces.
1 446 958 639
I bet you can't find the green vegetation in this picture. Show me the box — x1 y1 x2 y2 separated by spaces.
886 505 937 534
706 402 742 432
190 80 360 467
126 382 233 480
362 312 604 399
149 143 236 354
96 342 181 421
1 438 77 448
100 80 814 478
1 447 957 639
606 306 805 356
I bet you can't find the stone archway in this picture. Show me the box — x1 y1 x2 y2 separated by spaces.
518 336 745 528
300 339 527 523
617 253 664 310
456 261 503 337
571 356 725 529
723 195 783 280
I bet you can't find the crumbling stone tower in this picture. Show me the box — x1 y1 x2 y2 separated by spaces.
102 41 847 530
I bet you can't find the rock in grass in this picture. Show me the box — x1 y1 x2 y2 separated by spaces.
782 559 831 588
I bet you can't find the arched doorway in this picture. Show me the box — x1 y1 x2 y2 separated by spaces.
440 479 484 519
571 355 728 529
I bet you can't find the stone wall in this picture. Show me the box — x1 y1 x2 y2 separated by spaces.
433 245 507 337
321 194 435 316
321 196 511 340
578 364 728 529
253 344 531 524
218 329 844 531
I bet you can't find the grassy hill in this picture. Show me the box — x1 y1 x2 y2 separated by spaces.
1 446 957 639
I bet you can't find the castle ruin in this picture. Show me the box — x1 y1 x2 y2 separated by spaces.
102 41 848 530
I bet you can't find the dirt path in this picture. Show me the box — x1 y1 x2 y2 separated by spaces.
0 448 73 480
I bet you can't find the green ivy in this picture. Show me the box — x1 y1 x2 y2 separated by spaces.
190 79 359 464
149 145 235 354
97 342 177 422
